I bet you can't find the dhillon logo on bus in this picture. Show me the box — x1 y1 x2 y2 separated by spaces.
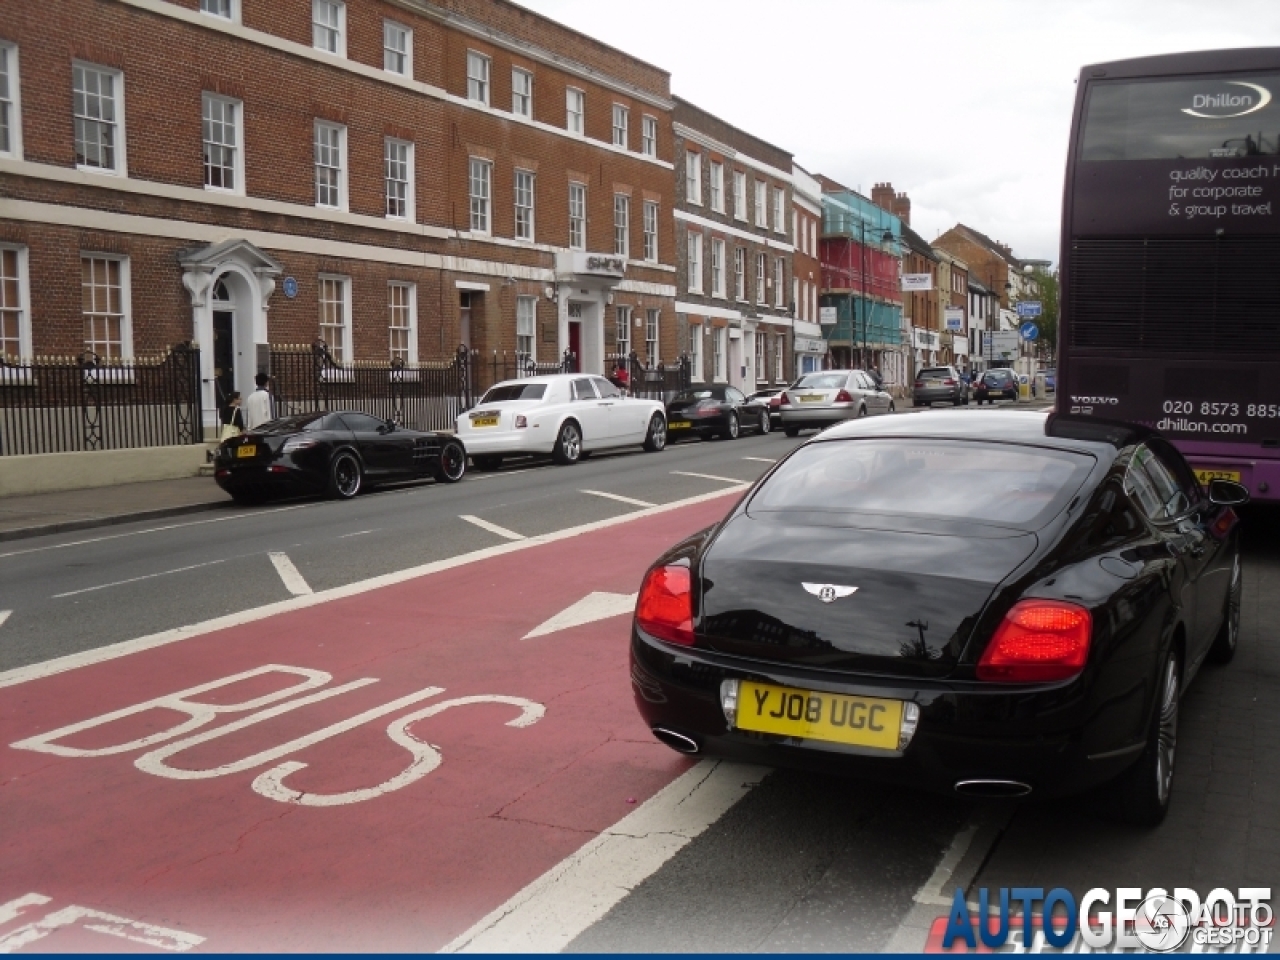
1183 81 1272 119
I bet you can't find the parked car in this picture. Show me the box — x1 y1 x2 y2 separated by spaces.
630 409 1248 825
779 370 893 437
213 411 466 504
747 386 788 428
455 374 667 470
913 365 969 407
1043 369 1057 394
978 368 1020 403
666 385 772 442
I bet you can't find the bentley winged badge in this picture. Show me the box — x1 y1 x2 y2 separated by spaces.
802 583 858 604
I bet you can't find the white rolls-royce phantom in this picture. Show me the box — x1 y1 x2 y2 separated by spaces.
455 374 668 469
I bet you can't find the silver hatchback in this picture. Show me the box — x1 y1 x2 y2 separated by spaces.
779 370 894 437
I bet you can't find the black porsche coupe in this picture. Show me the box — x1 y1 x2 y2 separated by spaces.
214 411 467 504
630 409 1247 825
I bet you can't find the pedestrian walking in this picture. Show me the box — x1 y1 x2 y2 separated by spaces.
244 373 275 430
220 392 245 441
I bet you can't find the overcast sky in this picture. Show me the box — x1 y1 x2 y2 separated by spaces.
519 0 1280 264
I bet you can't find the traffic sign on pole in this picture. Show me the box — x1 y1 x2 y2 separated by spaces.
1019 321 1040 342
1016 301 1042 318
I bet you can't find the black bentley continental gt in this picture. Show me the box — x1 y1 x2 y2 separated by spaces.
631 409 1247 825
214 411 466 504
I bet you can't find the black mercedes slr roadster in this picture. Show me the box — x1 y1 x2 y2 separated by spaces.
631 410 1247 825
214 411 467 504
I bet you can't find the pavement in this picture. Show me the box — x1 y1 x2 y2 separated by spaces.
0 476 228 543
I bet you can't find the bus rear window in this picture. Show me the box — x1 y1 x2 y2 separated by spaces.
1081 72 1280 161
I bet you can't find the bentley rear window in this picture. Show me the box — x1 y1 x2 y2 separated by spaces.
749 439 1093 527
482 383 547 403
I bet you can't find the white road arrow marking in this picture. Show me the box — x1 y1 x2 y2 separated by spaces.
0 610 10 629
522 591 638 639
579 489 656 508
269 552 313 596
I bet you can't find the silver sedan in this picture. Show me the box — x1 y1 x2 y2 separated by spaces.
779 370 894 437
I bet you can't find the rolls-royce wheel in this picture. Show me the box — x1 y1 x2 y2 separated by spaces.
643 413 667 452
327 451 363 500
552 420 582 465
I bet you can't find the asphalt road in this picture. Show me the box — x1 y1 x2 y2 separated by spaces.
2 402 1275 953
0 431 802 671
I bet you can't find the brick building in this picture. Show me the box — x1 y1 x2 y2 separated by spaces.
671 97 792 392
0 0 677 435
790 163 825 376
934 248 969 371
818 176 905 387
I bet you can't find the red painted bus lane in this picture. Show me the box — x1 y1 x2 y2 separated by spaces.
0 497 733 952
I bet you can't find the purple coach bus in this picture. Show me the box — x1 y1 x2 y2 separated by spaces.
1057 48 1280 501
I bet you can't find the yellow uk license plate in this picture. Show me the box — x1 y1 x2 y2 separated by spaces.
1194 468 1241 486
736 681 903 751
471 416 499 428
236 445 256 458
669 420 691 429
798 395 824 403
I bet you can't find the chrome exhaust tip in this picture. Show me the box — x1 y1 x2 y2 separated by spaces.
954 779 1032 798
652 727 700 754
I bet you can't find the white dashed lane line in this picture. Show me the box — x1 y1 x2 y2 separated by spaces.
741 457 777 463
579 489 656 508
0 611 10 629
268 552 314 596
671 470 752 484
459 515 527 541
52 559 231 599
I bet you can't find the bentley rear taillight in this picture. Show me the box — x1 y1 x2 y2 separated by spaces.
636 564 695 647
977 600 1092 683
834 389 853 403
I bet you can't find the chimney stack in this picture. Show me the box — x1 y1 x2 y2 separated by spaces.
893 191 911 227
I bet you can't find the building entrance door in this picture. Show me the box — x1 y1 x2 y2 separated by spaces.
568 303 583 372
212 309 235 421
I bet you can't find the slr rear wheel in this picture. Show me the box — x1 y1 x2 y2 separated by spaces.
758 410 771 434
327 452 362 500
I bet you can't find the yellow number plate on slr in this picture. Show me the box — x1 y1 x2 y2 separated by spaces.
736 681 902 751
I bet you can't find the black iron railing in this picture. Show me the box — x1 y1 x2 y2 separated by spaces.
269 342 475 431
0 344 201 456
606 352 691 402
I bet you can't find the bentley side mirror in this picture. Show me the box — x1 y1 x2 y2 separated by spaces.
1208 478 1250 507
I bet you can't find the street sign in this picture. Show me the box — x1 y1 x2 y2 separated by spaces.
1019 321 1040 342
1016 301 1042 318
944 306 964 331
901 274 933 292
818 306 838 325
989 331 1020 360
282 277 298 299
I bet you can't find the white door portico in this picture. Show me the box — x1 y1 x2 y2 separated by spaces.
554 252 626 375
179 239 283 437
